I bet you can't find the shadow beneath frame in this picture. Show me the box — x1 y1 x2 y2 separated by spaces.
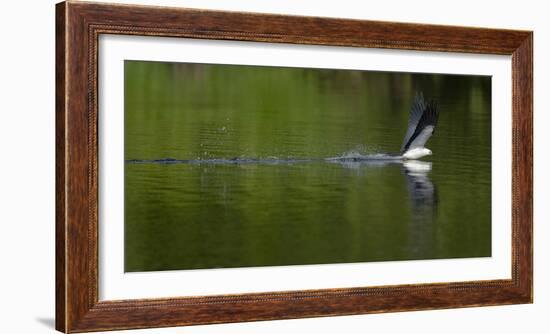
35 317 55 329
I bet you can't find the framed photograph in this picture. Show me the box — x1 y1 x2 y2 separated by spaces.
56 1 532 332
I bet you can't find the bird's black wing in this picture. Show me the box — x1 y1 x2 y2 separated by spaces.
400 94 439 153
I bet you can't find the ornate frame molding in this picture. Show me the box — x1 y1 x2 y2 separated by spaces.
56 1 532 332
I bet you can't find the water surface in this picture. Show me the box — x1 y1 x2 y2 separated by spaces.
124 61 491 272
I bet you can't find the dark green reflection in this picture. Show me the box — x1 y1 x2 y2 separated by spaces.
124 60 491 272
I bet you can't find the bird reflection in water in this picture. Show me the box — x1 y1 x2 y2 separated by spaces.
330 158 438 259
327 159 437 214
402 160 438 258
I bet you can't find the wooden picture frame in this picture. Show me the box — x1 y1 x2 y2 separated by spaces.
56 1 533 332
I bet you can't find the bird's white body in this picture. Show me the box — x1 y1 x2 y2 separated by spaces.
403 147 432 160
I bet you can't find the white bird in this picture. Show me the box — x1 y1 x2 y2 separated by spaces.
400 93 439 160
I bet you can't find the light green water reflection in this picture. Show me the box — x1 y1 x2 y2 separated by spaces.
124 60 491 272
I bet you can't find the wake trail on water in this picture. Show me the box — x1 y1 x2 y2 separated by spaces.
126 151 403 165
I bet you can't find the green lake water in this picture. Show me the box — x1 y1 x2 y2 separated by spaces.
124 60 491 272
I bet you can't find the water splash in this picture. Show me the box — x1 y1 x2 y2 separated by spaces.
325 150 401 162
